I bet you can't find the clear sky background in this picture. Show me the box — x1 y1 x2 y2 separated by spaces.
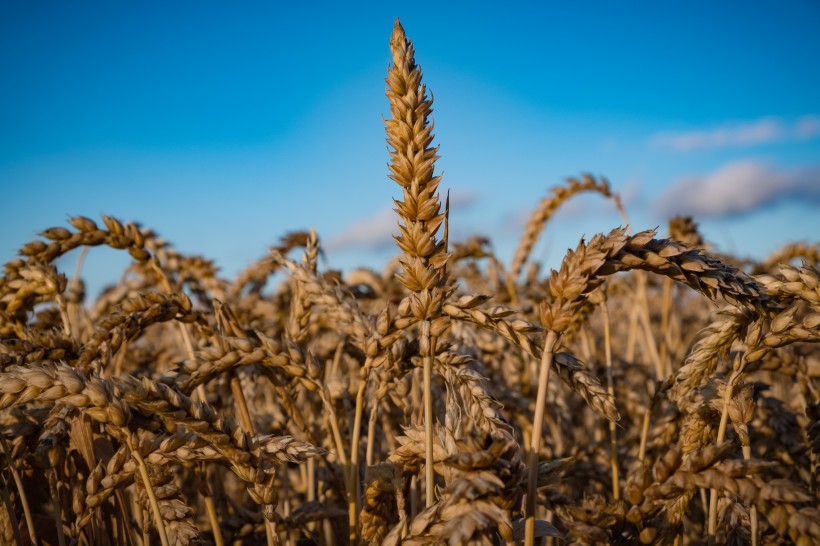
2 2 819 295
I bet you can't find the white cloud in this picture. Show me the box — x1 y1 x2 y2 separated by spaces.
650 115 820 151
796 115 820 139
651 118 785 151
656 160 820 218
326 208 398 251
446 187 479 208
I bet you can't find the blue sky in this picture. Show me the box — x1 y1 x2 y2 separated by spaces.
2 2 819 295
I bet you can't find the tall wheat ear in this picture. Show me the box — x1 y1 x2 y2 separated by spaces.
385 18 452 511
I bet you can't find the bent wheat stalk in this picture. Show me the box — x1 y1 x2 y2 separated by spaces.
507 175 612 301
525 327 559 546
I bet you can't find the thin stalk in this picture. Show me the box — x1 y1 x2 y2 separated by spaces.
659 278 673 375
282 469 296 546
578 328 593 362
264 518 276 546
57 294 73 340
71 245 89 287
381 410 398 454
219 325 274 546
422 321 435 508
605 198 638 354
321 396 348 470
395 476 408 530
742 444 758 546
411 367 421 424
229 375 254 436
366 397 379 466
68 246 89 338
175 323 208 403
699 488 709 531
324 340 354 537
307 458 316 502
111 339 129 378
521 350 533 398
600 301 620 500
216 307 275 546
51 471 67 546
319 395 353 544
638 405 652 464
350 357 373 533
298 465 307 497
410 475 419 520
736 363 758 545
230 370 277 545
625 304 639 363
178 325 222 545
322 518 334 546
199 464 225 546
505 275 518 305
114 497 125 546
0 472 23 546
1 438 37 543
707 379 735 542
305 458 317 536
111 504 121 545
331 339 346 376
115 490 137 546
204 494 225 546
525 329 558 546
636 274 664 381
131 445 170 546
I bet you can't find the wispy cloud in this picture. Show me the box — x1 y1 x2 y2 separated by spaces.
326 208 397 251
650 115 820 151
446 187 480 208
656 160 820 218
327 188 479 251
796 115 820 139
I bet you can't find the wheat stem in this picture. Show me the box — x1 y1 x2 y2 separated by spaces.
0 438 36 544
349 358 373 540
525 329 558 546
131 443 170 546
366 397 379 466
0 472 23 546
600 301 620 500
422 321 435 508
708 373 736 542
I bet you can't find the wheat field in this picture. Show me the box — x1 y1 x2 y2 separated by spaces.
1 19 818 546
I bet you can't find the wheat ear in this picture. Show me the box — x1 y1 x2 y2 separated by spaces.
386 18 450 510
507 175 612 301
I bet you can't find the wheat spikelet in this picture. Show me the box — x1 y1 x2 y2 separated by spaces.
386 19 449 310
668 215 705 248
